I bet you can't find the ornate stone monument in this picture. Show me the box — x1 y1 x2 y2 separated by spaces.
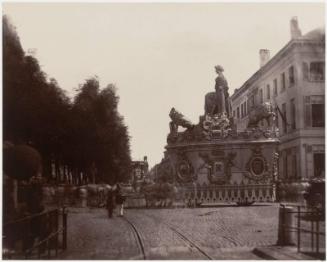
163 66 279 206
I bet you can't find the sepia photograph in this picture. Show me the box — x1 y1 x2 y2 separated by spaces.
2 1 325 260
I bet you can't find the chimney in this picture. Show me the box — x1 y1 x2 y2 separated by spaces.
259 49 270 68
143 156 147 162
290 16 302 39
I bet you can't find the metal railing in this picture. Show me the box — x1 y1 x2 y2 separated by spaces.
180 184 275 204
3 207 67 259
279 204 325 256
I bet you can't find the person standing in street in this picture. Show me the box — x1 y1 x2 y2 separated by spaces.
115 184 125 217
106 188 115 218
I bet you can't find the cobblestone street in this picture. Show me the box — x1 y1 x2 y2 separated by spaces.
59 204 280 259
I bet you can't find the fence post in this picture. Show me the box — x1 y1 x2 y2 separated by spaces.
316 219 319 254
62 207 67 250
297 206 301 252
277 205 295 245
311 219 314 252
79 188 88 208
55 209 59 256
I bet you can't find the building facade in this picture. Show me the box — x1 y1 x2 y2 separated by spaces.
230 18 325 182
130 156 149 189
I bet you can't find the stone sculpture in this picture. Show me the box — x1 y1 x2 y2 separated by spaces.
204 65 230 116
169 107 193 132
247 102 276 128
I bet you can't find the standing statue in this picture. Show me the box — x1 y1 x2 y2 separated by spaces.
205 65 230 117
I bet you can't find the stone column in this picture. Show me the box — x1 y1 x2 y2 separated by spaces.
277 206 295 245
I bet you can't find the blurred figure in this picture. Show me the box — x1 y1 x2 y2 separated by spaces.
115 184 126 217
106 189 115 218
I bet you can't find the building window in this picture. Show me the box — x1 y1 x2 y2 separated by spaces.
292 153 297 179
247 99 251 114
243 102 246 117
282 103 287 134
312 104 325 127
241 102 247 118
233 110 235 118
237 107 240 119
248 95 255 111
259 89 263 104
310 62 325 81
244 101 247 116
303 61 325 81
290 99 296 130
266 84 270 99
283 152 288 179
241 103 244 118
281 73 286 92
289 66 295 86
243 102 246 118
304 96 325 128
275 107 279 127
314 153 325 177
273 79 278 96
302 62 309 80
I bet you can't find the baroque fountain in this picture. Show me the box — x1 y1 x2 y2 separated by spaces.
162 65 279 206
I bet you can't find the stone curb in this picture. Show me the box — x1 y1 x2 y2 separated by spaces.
253 246 319 260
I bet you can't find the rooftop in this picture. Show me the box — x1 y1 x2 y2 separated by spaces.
231 26 325 101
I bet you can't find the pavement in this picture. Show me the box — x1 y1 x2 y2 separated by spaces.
253 246 326 260
56 204 325 260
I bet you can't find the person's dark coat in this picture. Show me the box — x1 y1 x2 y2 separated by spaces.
106 191 115 209
115 188 125 205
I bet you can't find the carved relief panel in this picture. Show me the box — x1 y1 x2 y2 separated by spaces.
198 151 236 185
175 151 196 183
245 147 270 182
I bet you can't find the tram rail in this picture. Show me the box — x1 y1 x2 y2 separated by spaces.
122 217 146 259
161 220 214 260
143 213 214 260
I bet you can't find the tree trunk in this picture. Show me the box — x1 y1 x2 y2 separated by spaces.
13 179 18 209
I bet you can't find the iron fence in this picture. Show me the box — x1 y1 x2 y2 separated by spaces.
279 204 325 257
3 207 67 259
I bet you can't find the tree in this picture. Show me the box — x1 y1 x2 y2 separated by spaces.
3 16 132 185
71 79 132 184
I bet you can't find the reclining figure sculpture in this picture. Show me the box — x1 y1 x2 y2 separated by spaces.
169 107 194 133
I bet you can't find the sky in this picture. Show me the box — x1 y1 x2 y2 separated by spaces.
3 2 325 167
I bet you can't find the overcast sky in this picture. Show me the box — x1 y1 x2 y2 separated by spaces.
3 2 325 167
